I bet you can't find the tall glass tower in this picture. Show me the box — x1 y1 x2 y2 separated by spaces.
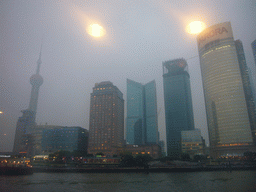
235 40 256 145
126 79 158 145
252 39 256 66
197 22 255 157
251 39 256 103
163 58 195 158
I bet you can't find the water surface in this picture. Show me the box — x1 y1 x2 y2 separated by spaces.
1 170 255 192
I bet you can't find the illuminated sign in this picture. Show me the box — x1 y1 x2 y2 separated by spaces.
197 22 233 49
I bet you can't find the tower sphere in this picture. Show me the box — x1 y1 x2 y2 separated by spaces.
30 74 43 86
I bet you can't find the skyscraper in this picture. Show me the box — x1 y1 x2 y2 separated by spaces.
197 22 255 157
252 39 256 66
126 79 158 145
163 58 195 158
13 45 44 155
250 40 256 103
235 40 256 145
88 81 124 156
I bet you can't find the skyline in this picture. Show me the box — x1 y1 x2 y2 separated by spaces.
1 0 256 152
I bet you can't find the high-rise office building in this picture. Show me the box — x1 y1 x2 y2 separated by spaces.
197 22 255 157
252 39 256 66
88 81 124 156
126 79 158 145
235 40 256 144
251 39 256 102
13 46 43 155
163 58 195 158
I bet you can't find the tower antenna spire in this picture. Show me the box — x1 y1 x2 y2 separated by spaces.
36 36 44 74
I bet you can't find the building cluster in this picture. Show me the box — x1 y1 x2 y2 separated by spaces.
12 22 256 160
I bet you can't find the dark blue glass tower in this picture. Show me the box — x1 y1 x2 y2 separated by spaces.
235 40 256 145
252 39 256 66
126 79 158 145
163 58 195 158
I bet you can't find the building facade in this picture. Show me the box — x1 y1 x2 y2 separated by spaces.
88 81 124 156
251 39 256 103
120 144 161 159
158 140 166 157
13 110 36 155
252 39 256 66
163 58 195 158
41 126 89 154
197 22 255 157
126 79 158 145
235 40 256 145
181 129 205 158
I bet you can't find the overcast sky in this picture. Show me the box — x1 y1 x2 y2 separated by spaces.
1 0 256 152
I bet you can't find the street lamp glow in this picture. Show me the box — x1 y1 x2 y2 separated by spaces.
186 21 206 34
88 24 105 37
0 111 3 114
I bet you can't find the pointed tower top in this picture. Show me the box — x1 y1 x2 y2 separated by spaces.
36 38 43 74
29 41 44 112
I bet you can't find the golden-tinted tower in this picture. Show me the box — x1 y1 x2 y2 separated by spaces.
197 22 255 157
88 81 124 156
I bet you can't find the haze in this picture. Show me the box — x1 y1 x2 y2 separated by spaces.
1 0 256 152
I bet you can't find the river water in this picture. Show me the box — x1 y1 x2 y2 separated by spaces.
1 170 255 192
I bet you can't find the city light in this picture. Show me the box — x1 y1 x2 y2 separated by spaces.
186 21 206 34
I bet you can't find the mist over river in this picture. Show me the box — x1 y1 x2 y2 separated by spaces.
1 171 256 192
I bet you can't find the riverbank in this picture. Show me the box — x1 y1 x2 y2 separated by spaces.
0 166 33 175
32 165 256 173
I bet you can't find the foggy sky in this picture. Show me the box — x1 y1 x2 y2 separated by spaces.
1 0 256 152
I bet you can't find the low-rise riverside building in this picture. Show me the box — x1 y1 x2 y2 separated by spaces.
181 129 205 158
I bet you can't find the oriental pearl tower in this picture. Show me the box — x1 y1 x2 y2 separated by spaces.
13 45 44 155
28 45 44 114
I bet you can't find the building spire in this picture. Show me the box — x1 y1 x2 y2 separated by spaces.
36 38 43 74
28 40 44 113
